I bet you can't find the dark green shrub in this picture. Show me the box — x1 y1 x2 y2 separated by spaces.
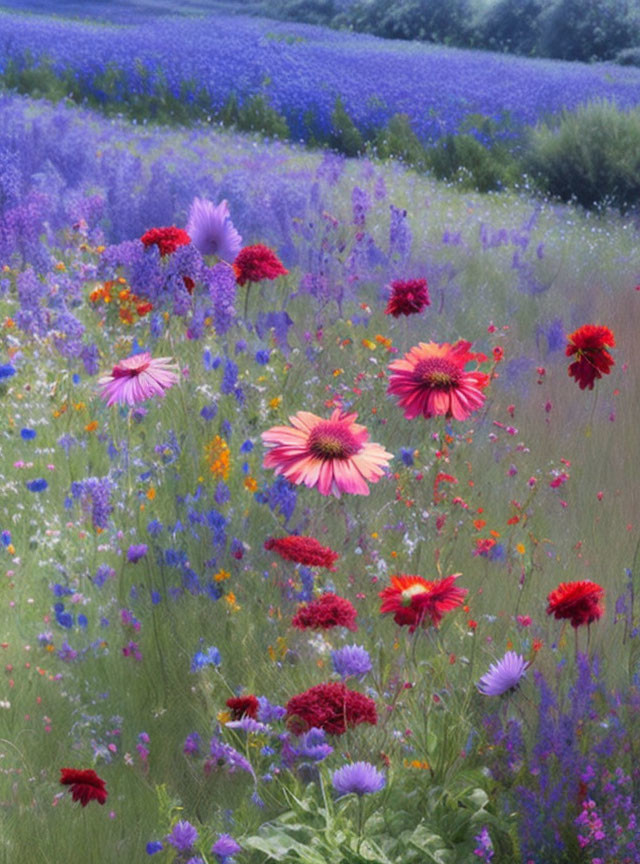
539 0 639 62
425 134 517 192
526 100 640 211
615 46 640 66
235 93 290 139
372 113 427 169
478 0 549 55
330 96 363 156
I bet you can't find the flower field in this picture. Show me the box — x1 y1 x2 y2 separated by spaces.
1 38 640 864
2 8 640 144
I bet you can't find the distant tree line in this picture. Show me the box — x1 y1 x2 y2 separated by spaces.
238 0 640 64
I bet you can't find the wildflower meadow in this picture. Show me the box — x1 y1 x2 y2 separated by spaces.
1 6 640 864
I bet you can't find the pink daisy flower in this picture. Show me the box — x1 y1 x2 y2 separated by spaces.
98 352 179 407
387 340 489 421
261 409 392 498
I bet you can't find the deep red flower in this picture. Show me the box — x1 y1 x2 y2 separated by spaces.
59 768 108 807
140 226 191 257
379 573 467 632
546 580 604 629
285 682 377 735
233 244 288 286
385 279 430 317
264 536 339 569
566 325 615 390
292 593 358 632
226 695 259 720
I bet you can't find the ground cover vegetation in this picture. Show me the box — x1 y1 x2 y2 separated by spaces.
1 83 640 862
2 8 640 207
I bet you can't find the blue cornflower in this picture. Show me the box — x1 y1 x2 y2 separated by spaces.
0 364 16 379
331 645 372 679
332 762 386 797
399 447 414 466
255 350 270 365
201 403 217 420
190 645 221 672
240 439 253 453
26 478 48 492
20 428 36 440
146 839 164 854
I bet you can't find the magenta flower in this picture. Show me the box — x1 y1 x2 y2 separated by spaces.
186 197 242 261
98 352 178 407
477 651 528 696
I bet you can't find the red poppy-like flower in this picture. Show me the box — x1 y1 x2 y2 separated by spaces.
226 695 259 720
285 682 377 735
566 325 615 390
387 341 489 421
60 768 108 807
546 580 604 629
385 278 430 317
141 226 191 257
262 409 392 498
264 536 338 569
233 244 288 286
379 574 467 632
292 593 358 632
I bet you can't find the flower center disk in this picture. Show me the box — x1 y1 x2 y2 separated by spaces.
414 357 461 390
308 421 361 460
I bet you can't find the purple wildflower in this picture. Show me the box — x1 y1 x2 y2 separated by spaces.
166 820 198 853
331 645 372 679
212 833 242 862
187 198 242 261
332 761 386 797
477 652 528 696
127 544 148 563
473 826 495 861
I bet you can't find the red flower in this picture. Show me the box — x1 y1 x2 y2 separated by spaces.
226 695 259 720
141 226 191 257
387 341 489 421
384 279 430 317
233 244 288 286
59 768 108 807
546 580 604 629
566 325 615 390
379 574 467 632
264 536 338 569
292 593 358 632
285 682 377 735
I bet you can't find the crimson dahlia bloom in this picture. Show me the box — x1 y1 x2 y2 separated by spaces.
226 695 259 720
566 325 615 390
234 244 288 286
379 573 467 632
546 580 604 628
387 341 489 421
292 593 358 632
385 278 430 317
285 682 377 735
60 768 108 807
140 226 191 257
98 352 179 407
264 535 338 569
262 409 392 498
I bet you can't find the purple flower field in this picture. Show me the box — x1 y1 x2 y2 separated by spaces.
1 9 640 142
1 8 640 862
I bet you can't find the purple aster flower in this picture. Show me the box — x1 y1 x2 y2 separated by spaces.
331 645 372 679
332 761 386 797
166 820 198 852
127 544 148 563
187 198 242 261
477 651 528 697
207 737 253 776
257 696 287 723
212 833 242 861
226 717 270 734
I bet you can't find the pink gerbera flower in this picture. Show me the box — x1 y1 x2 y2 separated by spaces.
261 409 392 497
387 341 489 421
98 352 179 407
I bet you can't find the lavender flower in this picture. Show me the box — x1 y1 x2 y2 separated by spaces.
332 761 386 797
166 820 198 853
477 652 528 696
187 198 242 261
331 645 372 679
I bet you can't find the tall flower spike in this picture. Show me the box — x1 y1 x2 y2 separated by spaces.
186 197 242 261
